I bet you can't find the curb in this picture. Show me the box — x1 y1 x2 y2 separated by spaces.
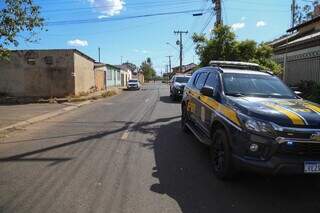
0 100 92 133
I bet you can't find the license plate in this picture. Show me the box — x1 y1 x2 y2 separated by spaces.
304 161 320 173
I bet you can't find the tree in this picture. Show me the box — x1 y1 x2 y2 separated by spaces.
294 0 319 26
140 57 156 81
0 0 44 59
192 24 282 75
122 62 137 72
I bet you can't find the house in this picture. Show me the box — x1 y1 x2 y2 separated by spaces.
132 69 145 84
270 12 320 85
0 49 96 97
94 63 107 91
106 64 121 88
115 65 132 87
170 63 197 78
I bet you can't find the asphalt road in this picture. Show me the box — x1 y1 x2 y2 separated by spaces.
0 82 320 213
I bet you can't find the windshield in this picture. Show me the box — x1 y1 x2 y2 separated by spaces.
128 80 138 83
175 77 190 83
222 73 295 98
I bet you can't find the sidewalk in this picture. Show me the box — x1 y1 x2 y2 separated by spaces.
0 102 84 130
0 88 122 133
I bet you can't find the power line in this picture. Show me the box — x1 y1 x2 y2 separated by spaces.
41 0 202 13
46 8 212 26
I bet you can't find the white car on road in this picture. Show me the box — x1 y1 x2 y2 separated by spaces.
127 79 141 90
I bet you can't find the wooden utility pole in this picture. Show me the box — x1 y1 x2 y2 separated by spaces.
174 31 188 73
166 56 172 73
213 0 222 26
98 47 101 63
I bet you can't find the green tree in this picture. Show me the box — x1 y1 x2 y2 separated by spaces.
192 24 282 75
140 57 156 81
192 25 238 66
294 0 319 25
0 0 44 59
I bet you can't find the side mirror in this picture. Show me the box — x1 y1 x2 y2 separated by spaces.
200 86 215 97
294 91 302 95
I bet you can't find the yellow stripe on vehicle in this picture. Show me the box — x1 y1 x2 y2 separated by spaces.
264 103 306 125
304 103 320 114
200 95 241 127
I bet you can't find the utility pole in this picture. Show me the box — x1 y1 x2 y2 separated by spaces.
174 30 188 73
291 0 296 29
166 56 172 73
98 47 101 63
213 0 222 26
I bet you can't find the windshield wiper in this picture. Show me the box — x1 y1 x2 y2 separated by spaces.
225 92 246 97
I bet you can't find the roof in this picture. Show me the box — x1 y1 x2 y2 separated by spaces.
105 63 121 70
210 61 261 70
94 62 106 68
276 30 320 50
173 74 192 77
268 32 299 47
287 15 320 32
172 63 197 71
284 31 320 46
11 49 96 62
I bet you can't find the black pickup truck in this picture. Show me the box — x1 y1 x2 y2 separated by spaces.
181 61 320 179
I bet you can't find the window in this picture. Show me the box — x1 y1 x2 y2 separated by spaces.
117 71 120 80
222 73 295 98
195 72 208 90
175 76 190 83
205 72 220 90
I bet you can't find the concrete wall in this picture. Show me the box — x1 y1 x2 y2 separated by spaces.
0 50 75 97
73 52 95 95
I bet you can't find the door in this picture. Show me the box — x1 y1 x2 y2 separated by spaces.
199 71 221 133
191 71 209 127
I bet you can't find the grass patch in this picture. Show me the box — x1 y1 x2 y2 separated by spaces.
102 90 118 98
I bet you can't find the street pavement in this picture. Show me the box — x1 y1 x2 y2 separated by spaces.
0 82 320 213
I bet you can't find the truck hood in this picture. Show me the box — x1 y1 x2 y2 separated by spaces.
227 96 320 127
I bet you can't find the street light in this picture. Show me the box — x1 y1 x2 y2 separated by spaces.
166 42 179 51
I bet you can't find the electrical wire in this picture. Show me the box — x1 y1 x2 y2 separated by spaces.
46 8 212 26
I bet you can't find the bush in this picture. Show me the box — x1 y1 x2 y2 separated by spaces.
296 81 320 103
102 90 117 98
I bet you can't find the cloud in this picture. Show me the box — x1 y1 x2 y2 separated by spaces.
256 21 267 27
132 49 149 54
88 0 125 17
67 39 88 47
231 22 245 31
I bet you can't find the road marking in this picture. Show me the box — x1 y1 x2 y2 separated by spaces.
121 130 130 140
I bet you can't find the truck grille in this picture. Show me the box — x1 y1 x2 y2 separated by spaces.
278 142 320 157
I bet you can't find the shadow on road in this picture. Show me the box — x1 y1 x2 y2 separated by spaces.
149 120 320 213
159 96 181 104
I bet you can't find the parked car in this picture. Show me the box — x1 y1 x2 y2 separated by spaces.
127 79 141 90
181 61 320 179
169 75 191 100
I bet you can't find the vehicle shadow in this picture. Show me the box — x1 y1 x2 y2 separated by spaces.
149 120 320 213
159 96 181 104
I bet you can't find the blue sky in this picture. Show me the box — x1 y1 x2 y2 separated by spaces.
17 0 294 74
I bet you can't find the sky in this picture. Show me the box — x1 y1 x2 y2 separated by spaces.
16 0 295 75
